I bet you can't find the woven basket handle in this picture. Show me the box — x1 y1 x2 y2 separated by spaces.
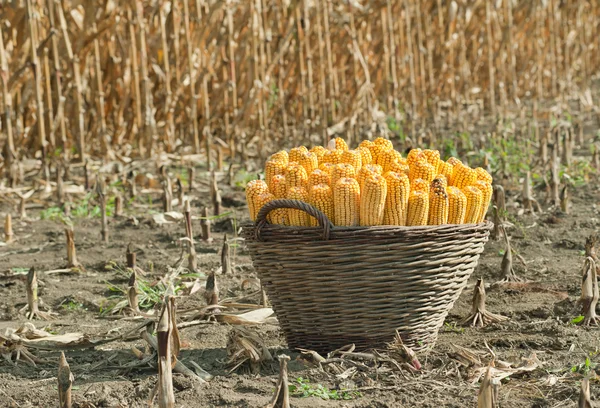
255 199 334 241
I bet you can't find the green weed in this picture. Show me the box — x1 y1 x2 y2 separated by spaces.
289 378 361 401
101 265 183 315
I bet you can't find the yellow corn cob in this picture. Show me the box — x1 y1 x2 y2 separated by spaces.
269 208 289 225
373 137 394 151
474 180 493 222
374 149 399 173
309 145 328 163
331 163 356 189
289 146 308 164
265 160 287 189
447 186 467 224
246 180 269 221
286 186 310 226
258 191 287 225
428 186 449 225
334 178 360 226
388 160 410 175
382 171 410 225
255 192 275 223
318 162 335 175
359 140 374 150
341 149 363 173
447 157 462 167
322 148 343 164
269 174 287 198
431 174 448 189
360 174 387 226
406 148 423 167
409 158 435 183
475 167 493 184
366 143 390 165
406 190 429 226
308 169 331 190
285 162 308 190
331 137 349 151
422 149 441 173
269 150 289 165
308 184 335 226
411 178 429 193
298 151 318 174
451 162 477 189
357 146 373 165
463 185 483 224
438 161 454 181
357 164 383 190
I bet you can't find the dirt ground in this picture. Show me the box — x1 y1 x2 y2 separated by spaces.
1 155 600 408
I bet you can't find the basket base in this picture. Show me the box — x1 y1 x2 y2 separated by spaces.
284 328 439 355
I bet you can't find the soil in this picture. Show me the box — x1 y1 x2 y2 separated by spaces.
1 163 600 408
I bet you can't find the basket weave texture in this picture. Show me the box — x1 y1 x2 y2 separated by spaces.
242 199 492 354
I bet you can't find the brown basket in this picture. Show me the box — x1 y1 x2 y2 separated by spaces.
242 199 492 354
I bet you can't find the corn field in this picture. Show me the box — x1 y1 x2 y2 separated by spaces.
1 0 599 170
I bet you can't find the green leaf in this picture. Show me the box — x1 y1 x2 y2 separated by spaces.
571 315 584 324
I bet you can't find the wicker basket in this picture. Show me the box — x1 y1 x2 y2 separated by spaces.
242 199 492 354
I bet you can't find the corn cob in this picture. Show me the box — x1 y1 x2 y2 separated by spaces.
286 186 310 226
428 186 449 225
409 158 435 183
422 149 441 173
406 148 423 167
406 190 429 226
431 174 448 189
298 151 318 174
265 159 287 189
331 163 356 189
446 157 462 167
373 137 394 151
322 148 343 164
388 160 410 175
261 189 287 225
308 169 331 190
330 137 349 151
246 180 269 221
308 184 335 226
382 171 410 225
255 192 276 223
447 186 467 224
475 167 493 184
285 162 308 190
269 174 287 198
268 208 289 225
334 177 360 226
360 173 387 226
474 180 493 222
451 162 477 189
357 164 383 190
309 145 328 163
289 146 308 164
366 143 390 164
269 150 289 165
359 140 374 150
411 178 429 193
438 161 454 181
318 162 335 175
463 185 483 224
357 146 373 165
375 149 399 172
341 149 363 172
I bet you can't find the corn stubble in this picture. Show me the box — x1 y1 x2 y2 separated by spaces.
461 279 508 328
